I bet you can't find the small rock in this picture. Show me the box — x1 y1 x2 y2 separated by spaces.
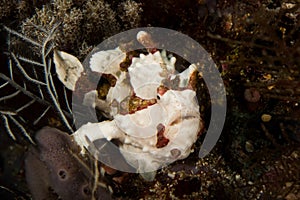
244 88 260 103
261 114 272 122
245 141 254 153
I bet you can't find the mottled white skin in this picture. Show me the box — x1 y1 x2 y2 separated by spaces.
84 51 195 116
89 47 126 78
74 49 202 178
172 64 198 88
82 71 132 118
73 89 200 173
129 55 163 99
128 51 176 99
119 89 200 172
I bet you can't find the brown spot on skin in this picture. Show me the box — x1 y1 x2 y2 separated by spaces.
119 61 130 72
120 94 157 115
170 149 181 158
188 70 199 90
149 48 158 54
102 74 117 87
119 97 130 115
119 51 139 71
170 118 182 126
102 164 117 175
157 85 169 96
97 74 117 100
197 120 205 137
156 123 169 148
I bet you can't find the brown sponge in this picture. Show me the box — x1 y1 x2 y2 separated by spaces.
25 127 112 200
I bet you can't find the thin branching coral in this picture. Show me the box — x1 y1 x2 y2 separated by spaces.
59 8 84 48
22 0 81 53
0 0 17 20
20 0 142 56
1 24 73 142
118 0 143 29
83 0 120 43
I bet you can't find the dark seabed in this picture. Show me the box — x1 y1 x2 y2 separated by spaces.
0 0 299 199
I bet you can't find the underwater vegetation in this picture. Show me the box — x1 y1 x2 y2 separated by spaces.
0 0 299 199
